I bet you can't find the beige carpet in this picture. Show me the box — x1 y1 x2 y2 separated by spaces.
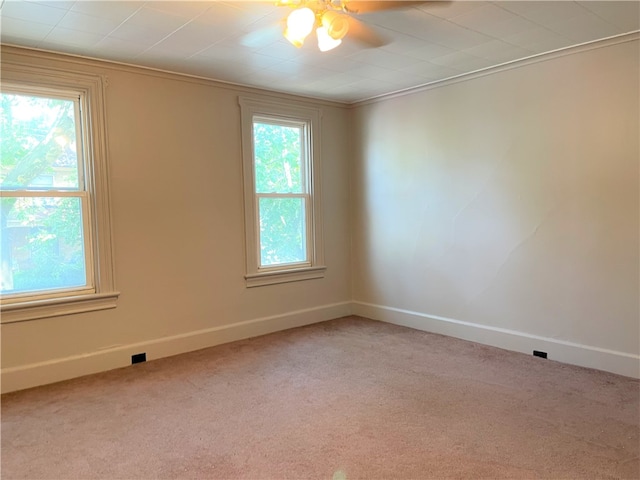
1 316 638 479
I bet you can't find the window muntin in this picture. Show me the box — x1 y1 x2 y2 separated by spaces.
253 118 310 268
258 196 307 267
1 92 82 190
253 121 304 194
239 97 325 287
1 89 95 299
0 63 118 322
1 195 91 296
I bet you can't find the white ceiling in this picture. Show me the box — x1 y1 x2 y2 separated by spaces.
1 1 638 103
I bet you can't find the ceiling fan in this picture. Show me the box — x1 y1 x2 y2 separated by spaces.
265 1 428 52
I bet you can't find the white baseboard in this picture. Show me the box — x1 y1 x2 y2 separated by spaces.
1 301 352 394
352 301 640 379
4 300 637 393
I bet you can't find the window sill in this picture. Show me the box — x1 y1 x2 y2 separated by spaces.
0 292 120 324
245 266 326 288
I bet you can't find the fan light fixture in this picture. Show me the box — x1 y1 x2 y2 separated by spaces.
284 6 349 51
321 10 349 40
283 7 316 47
316 26 342 51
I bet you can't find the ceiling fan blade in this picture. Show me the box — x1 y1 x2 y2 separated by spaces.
342 1 428 14
239 23 283 49
346 16 388 48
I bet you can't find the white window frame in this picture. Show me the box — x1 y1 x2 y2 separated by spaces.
239 96 325 287
1 63 118 323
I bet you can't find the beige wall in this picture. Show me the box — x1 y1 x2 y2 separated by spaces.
0 48 352 390
351 39 639 373
2 38 639 390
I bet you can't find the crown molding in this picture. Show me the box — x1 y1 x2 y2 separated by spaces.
351 30 640 107
2 30 638 110
0 44 349 109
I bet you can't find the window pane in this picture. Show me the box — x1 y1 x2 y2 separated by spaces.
0 93 80 189
253 122 302 194
0 196 87 294
259 197 306 266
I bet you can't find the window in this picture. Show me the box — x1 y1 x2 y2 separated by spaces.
239 97 325 287
1 63 118 322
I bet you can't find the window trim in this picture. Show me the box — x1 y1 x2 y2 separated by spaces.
239 96 325 287
1 63 118 323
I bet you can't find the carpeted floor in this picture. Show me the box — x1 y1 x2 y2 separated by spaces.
1 316 638 479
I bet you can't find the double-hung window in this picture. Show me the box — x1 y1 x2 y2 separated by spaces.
1 63 117 322
239 97 325 287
